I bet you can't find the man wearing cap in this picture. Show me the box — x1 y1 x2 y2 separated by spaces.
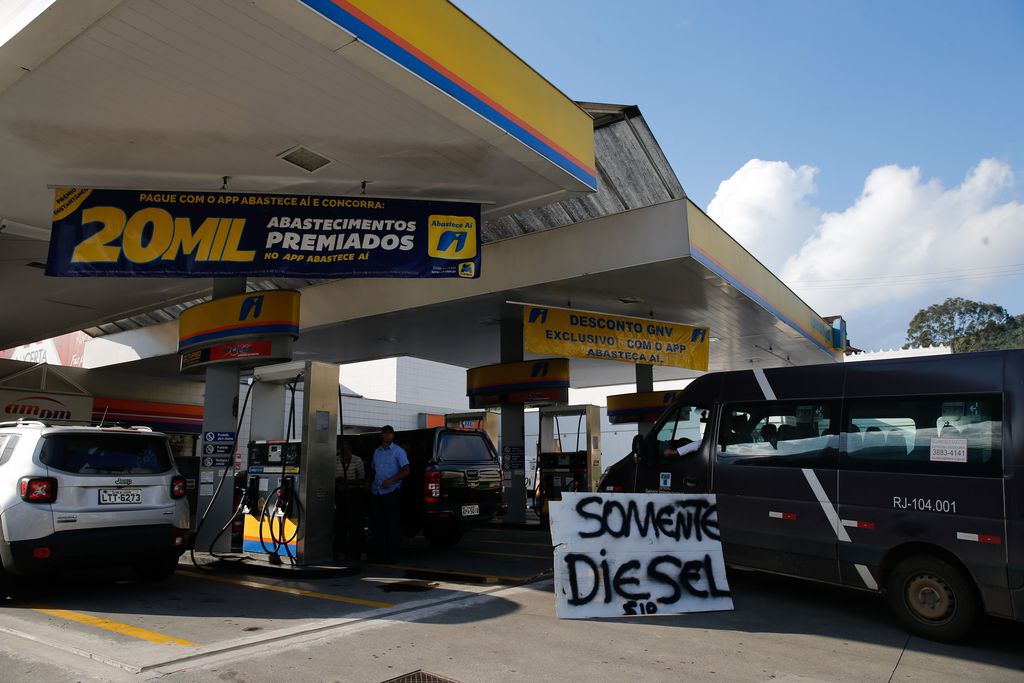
366 425 410 562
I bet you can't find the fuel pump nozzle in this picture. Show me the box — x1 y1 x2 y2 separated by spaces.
241 475 259 515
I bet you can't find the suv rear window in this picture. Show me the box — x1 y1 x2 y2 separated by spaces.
41 433 173 474
437 433 494 463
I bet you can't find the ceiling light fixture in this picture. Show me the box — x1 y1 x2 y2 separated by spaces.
277 145 334 174
0 218 50 241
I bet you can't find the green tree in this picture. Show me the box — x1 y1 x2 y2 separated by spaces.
905 298 1022 352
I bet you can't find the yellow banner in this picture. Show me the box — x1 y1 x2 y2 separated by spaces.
523 305 709 371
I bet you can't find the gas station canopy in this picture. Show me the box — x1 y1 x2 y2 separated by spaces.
0 0 594 346
0 1 844 383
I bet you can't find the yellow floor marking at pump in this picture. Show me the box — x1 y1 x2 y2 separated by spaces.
465 549 551 560
369 563 528 583
478 539 554 548
178 571 393 609
29 606 196 646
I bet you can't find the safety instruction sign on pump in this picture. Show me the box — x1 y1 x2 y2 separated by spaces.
46 188 481 279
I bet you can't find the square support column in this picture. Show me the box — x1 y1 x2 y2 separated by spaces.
500 310 527 524
195 278 246 553
636 363 654 435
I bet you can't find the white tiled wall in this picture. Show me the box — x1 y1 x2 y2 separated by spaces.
394 357 468 409
338 359 397 401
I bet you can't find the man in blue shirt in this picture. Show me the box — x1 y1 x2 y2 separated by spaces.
366 425 410 562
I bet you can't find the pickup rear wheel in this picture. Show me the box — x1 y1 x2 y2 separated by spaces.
886 555 979 642
423 522 462 548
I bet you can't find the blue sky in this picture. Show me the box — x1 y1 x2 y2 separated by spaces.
455 0 1024 349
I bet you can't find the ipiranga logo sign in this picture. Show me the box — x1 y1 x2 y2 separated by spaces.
550 493 733 619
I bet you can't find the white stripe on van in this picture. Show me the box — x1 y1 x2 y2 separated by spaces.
853 565 879 591
752 368 776 400
801 468 879 591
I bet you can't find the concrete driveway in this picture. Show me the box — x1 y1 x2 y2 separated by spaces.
0 526 1021 682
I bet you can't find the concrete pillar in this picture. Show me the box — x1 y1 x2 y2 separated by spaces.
636 363 654 435
194 278 246 553
500 310 526 524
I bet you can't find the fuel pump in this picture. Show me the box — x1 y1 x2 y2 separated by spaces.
243 439 302 558
239 360 340 566
533 404 601 521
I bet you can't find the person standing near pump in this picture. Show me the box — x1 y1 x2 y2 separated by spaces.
366 425 409 562
334 440 366 560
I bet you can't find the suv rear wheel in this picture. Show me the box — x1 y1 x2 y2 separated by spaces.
0 563 14 600
134 554 180 581
886 555 979 642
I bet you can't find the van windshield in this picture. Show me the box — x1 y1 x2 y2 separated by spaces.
41 433 173 475
438 432 494 463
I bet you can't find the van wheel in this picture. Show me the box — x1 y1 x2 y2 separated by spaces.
886 555 979 642
134 555 180 581
423 522 462 548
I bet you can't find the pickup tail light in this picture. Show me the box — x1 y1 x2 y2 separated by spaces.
170 476 186 499
19 477 58 503
424 468 441 504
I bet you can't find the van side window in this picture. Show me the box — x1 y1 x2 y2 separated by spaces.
655 405 708 455
842 395 1002 477
716 401 838 468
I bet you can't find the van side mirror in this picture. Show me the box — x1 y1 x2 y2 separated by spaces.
631 434 644 456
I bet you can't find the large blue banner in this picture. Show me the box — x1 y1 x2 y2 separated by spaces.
47 188 481 279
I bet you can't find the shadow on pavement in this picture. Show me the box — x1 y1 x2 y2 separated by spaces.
577 569 1024 675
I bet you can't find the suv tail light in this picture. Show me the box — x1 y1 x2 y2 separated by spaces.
19 477 57 503
424 468 441 504
170 476 186 499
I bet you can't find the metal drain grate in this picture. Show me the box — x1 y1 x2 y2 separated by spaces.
381 671 463 683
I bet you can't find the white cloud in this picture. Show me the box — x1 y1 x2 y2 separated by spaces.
708 158 1024 348
707 159 822 271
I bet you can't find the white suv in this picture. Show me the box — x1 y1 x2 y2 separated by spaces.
0 420 190 592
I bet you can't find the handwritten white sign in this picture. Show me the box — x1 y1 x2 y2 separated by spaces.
550 492 733 619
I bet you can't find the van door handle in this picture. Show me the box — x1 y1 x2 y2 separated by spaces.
683 477 699 488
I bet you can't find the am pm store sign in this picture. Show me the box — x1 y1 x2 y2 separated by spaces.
524 305 710 372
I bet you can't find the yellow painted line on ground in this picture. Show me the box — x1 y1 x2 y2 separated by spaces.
479 539 554 548
178 570 393 609
369 563 527 583
466 549 551 560
29 606 196 646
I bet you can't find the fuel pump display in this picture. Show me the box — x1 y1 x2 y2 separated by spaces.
243 440 302 558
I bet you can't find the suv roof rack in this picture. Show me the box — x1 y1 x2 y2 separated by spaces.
0 418 155 431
